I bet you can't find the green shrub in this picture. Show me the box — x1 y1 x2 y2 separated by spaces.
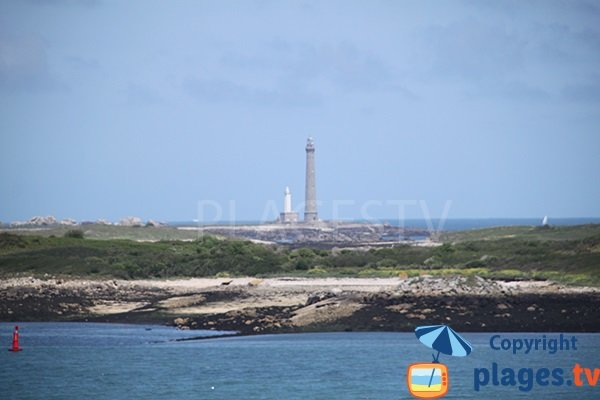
307 267 328 275
0 232 27 249
376 258 397 268
464 259 485 268
295 258 310 270
64 229 85 239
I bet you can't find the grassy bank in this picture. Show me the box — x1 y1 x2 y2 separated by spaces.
2 224 200 241
1 224 599 285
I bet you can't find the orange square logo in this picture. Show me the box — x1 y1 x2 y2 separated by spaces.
407 363 449 399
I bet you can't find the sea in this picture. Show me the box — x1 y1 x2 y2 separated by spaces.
1 323 598 399
172 218 600 231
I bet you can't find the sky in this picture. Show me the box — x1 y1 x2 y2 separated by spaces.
1 0 599 223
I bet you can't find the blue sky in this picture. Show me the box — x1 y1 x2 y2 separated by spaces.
1 0 599 222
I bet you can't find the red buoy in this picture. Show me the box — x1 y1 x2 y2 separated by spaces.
8 325 22 352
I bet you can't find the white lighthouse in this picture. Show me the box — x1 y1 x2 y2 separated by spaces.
284 186 292 213
279 186 299 224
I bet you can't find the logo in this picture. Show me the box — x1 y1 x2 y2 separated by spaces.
407 325 473 399
407 362 449 399
474 334 599 393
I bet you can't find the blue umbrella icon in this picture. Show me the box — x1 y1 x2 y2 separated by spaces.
415 325 473 387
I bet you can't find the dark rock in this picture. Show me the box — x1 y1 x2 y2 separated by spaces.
306 292 336 306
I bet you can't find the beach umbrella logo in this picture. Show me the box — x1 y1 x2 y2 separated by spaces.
407 325 473 399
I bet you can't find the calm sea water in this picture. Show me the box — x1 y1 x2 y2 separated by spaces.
1 323 598 399
384 217 600 231
173 218 600 231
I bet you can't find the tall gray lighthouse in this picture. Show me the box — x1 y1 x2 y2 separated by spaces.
304 137 318 223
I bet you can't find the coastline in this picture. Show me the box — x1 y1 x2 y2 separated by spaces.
2 276 599 333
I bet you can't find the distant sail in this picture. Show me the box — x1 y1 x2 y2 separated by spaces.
542 216 549 226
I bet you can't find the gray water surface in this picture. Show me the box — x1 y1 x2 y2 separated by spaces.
1 323 598 399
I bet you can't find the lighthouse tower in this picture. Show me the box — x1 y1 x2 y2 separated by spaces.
284 186 292 213
278 186 299 224
304 137 318 223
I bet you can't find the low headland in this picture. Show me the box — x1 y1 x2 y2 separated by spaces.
1 222 599 334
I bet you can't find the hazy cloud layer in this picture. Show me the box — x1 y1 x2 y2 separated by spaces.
0 0 598 221
0 34 67 93
23 0 101 7
184 41 416 106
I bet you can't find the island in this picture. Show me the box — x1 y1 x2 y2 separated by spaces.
1 222 599 334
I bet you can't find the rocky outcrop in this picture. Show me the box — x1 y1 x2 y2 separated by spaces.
305 291 338 306
34 216 57 225
9 216 67 227
119 216 143 227
11 216 58 226
173 317 193 330
193 222 431 246
395 276 508 296
145 220 164 227
31 216 57 225
1 277 598 333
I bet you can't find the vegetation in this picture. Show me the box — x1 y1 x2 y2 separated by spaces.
64 229 85 239
6 224 200 241
439 224 600 242
0 224 599 285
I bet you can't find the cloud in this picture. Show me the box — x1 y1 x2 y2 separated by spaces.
530 24 600 69
424 19 527 81
125 83 166 106
183 77 321 108
23 0 101 7
576 28 600 62
562 83 600 103
501 81 550 100
219 40 417 99
65 55 101 71
415 10 600 104
461 0 600 21
0 34 67 93
463 80 551 102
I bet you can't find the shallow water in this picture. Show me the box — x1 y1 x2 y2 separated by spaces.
1 323 598 399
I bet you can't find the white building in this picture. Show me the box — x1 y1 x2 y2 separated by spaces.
278 186 299 223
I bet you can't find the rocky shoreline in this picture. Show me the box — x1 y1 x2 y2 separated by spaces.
1 276 599 333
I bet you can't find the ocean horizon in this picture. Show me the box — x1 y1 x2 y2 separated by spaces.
171 217 600 231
